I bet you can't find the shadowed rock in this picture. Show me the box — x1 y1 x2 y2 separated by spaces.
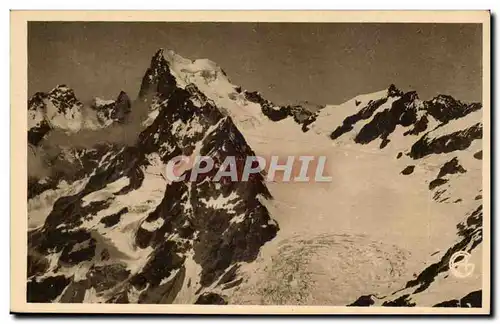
429 178 448 190
401 165 415 175
437 157 467 178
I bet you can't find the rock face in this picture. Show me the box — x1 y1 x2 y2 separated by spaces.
325 86 482 153
27 48 484 307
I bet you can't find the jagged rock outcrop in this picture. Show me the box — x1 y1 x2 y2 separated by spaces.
322 84 482 154
28 85 134 147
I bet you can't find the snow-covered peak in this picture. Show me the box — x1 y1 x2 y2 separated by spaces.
141 48 267 130
140 48 484 159
307 82 482 154
157 48 229 89
27 85 84 141
309 86 401 138
161 48 224 76
161 49 193 67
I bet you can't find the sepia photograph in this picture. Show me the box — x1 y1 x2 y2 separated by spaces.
10 10 490 314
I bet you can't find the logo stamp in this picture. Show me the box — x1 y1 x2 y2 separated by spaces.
449 251 475 279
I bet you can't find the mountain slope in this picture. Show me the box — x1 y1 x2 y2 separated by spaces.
28 85 132 146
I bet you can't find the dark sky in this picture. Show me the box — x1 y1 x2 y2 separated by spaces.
28 22 482 106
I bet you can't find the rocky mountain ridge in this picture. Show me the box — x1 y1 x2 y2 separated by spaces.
28 85 132 146
27 48 484 307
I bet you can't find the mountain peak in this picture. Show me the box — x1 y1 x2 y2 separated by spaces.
138 48 232 104
150 48 193 70
430 94 460 105
425 93 481 123
159 48 224 76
